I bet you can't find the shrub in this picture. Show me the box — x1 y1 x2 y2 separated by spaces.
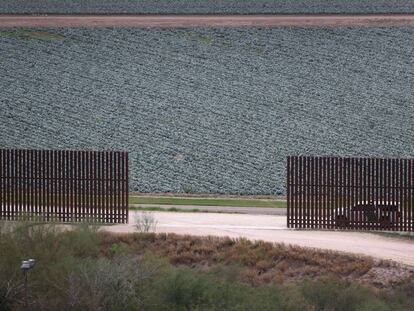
134 212 158 233
301 278 389 311
0 224 411 310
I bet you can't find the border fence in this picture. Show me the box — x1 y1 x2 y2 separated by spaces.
0 149 128 224
287 156 414 231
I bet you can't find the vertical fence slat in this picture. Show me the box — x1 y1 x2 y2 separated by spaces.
73 151 78 222
110 151 114 223
59 150 63 221
316 156 319 228
61 150 65 222
78 150 82 222
328 156 332 229
2 150 5 218
295 155 298 228
374 158 378 230
286 156 292 228
125 152 129 223
86 151 90 221
346 158 350 228
386 158 391 230
101 151 106 223
9 149 13 220
4 150 7 219
0 150 3 219
410 159 413 232
17 149 21 219
6 150 10 219
83 151 87 221
351 158 356 230
401 159 406 231
119 152 123 223
68 150 72 222
297 156 302 228
13 149 17 220
53 150 57 221
91 150 94 222
116 152 119 224
310 156 315 229
404 159 408 231
324 156 328 229
97 151 101 222
291 156 295 228
365 158 376 230
0 150 3 218
397 159 402 231
39 150 43 221
66 150 70 222
305 156 309 229
305 156 308 228
107 151 111 223
104 151 108 223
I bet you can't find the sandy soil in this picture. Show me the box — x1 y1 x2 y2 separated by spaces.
104 211 414 266
1 14 414 28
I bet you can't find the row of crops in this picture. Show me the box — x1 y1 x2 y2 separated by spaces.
1 0 414 14
1 27 414 194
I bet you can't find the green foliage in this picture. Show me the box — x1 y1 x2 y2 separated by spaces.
129 196 286 208
301 278 389 311
148 267 290 311
0 223 412 310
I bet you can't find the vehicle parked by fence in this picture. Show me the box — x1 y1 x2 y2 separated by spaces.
335 201 402 229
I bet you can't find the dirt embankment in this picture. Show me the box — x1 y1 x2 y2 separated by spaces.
100 232 414 290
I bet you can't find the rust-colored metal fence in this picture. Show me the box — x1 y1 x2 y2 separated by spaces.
287 156 414 231
0 149 128 224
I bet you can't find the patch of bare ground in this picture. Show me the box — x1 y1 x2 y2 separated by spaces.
99 232 414 290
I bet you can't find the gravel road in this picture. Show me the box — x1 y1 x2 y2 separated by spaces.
104 211 414 266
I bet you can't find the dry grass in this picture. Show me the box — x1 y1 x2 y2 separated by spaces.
99 232 414 290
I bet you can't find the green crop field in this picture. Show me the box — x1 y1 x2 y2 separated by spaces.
1 27 413 194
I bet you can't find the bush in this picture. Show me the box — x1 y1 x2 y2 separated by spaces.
134 212 158 233
301 278 389 311
0 223 411 310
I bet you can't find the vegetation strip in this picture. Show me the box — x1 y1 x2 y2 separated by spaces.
131 206 206 213
130 196 286 208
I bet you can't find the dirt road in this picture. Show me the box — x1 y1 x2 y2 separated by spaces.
105 211 414 266
1 14 414 28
